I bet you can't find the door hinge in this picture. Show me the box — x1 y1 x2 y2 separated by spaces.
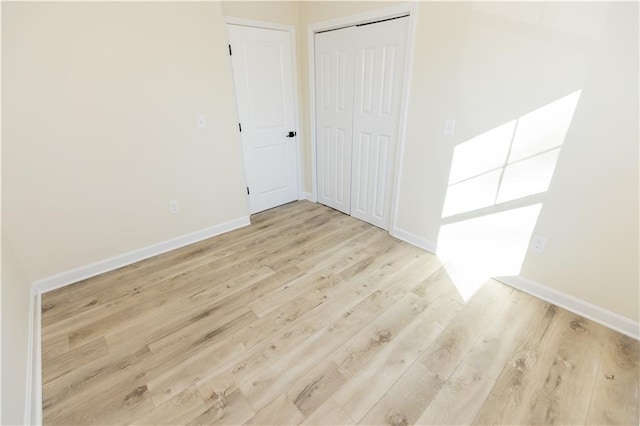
247 187 250 195
229 44 232 56
239 123 242 132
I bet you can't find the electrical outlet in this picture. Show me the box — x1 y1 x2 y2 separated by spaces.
169 200 180 214
532 235 547 253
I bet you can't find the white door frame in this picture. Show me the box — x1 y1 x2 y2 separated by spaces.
224 16 305 206
307 2 419 233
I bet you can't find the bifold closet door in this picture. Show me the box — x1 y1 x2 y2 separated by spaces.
314 27 356 215
350 17 409 230
315 17 409 229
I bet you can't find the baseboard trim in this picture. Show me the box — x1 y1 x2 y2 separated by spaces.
23 290 42 426
390 227 437 254
496 275 640 340
33 216 250 294
33 293 42 426
24 290 35 425
299 192 314 202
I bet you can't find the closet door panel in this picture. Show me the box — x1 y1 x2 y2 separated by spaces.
315 27 356 214
351 17 409 230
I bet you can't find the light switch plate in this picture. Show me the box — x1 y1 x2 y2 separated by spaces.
444 119 456 136
532 235 547 253
196 114 207 129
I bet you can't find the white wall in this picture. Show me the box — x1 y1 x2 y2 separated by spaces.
1 239 32 425
2 2 249 283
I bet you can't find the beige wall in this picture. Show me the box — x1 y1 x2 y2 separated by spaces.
393 1 638 321
222 1 299 24
2 2 248 282
1 9 637 424
2 3 252 422
1 239 32 425
298 2 638 321
517 2 639 320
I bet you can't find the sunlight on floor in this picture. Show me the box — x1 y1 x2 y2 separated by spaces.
438 204 542 300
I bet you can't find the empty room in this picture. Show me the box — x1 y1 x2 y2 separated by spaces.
2 1 638 425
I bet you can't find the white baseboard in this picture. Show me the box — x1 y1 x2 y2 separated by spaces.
24 291 35 426
496 275 640 340
33 216 250 294
299 192 314 202
33 294 42 426
24 290 42 426
390 227 437 254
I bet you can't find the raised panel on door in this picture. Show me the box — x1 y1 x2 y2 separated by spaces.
315 27 356 215
228 25 299 214
351 17 409 230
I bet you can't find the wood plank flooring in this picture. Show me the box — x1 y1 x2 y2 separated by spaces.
41 201 639 425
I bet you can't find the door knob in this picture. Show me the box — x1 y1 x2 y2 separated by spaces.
286 131 297 138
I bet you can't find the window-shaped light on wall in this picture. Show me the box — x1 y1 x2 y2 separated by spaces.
442 90 582 218
496 90 582 203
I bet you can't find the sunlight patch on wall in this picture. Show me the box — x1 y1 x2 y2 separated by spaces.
442 90 581 218
437 90 581 301
497 149 560 203
447 120 516 185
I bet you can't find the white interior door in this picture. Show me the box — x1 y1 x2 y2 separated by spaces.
228 24 299 214
350 17 409 230
314 27 356 215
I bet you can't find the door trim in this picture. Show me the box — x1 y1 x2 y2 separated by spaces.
307 2 419 234
224 16 305 204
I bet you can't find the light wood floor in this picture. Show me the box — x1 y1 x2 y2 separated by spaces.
41 201 639 425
